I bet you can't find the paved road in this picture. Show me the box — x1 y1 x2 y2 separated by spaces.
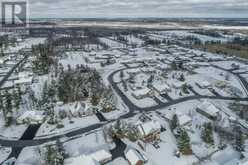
110 137 127 159
4 125 41 161
0 123 105 147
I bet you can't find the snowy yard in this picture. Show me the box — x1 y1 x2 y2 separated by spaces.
36 115 99 138
64 130 112 157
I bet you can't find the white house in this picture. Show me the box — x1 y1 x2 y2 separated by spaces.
89 149 112 164
17 111 45 124
125 148 147 165
172 81 185 89
69 102 93 117
196 80 211 89
137 120 161 143
178 114 192 127
132 88 152 100
196 101 220 120
152 82 171 94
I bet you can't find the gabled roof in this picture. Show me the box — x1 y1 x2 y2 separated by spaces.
197 101 220 116
89 150 112 162
125 149 144 165
178 115 192 126
137 120 161 137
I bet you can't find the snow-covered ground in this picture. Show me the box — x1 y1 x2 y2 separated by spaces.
64 129 113 157
35 115 100 138
0 118 28 139
145 130 198 165
0 147 11 164
16 146 41 165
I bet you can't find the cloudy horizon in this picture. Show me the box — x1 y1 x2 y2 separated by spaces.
5 0 248 18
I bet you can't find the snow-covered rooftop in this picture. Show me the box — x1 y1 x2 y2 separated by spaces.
197 101 220 116
178 114 192 126
137 120 161 137
125 149 144 165
89 149 112 163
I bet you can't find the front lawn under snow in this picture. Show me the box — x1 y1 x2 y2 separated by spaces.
35 115 99 138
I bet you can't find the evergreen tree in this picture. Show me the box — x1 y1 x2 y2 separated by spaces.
0 48 4 57
171 61 178 70
177 129 192 155
45 145 63 165
4 90 13 126
0 92 5 119
171 114 179 130
179 74 185 82
120 70 124 79
56 139 67 158
182 84 189 94
234 127 244 152
91 94 100 106
13 88 21 111
201 123 214 145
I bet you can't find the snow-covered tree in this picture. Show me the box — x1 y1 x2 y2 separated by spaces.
201 122 214 145
177 129 192 155
171 114 179 130
234 127 244 152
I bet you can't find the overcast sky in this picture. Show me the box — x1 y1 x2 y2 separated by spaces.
27 0 248 18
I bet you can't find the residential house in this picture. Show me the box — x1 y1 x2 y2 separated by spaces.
196 80 211 89
178 114 192 127
125 148 148 165
90 149 112 164
69 102 93 117
137 120 161 143
152 82 171 94
132 88 153 100
17 111 45 124
196 101 220 120
172 81 185 89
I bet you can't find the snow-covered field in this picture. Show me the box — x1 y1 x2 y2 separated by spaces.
154 30 229 43
4 38 46 54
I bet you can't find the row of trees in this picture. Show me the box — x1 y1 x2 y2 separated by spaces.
0 88 22 126
32 43 56 75
0 36 17 52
